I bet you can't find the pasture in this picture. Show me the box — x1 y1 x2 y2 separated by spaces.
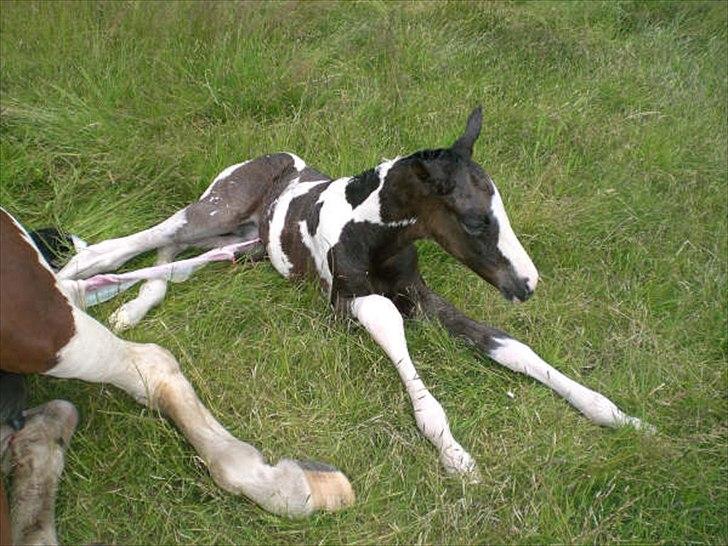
1 1 726 543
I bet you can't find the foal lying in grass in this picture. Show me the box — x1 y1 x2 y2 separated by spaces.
60 107 652 478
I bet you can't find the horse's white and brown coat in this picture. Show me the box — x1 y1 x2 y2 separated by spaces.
57 107 652 479
0 208 354 542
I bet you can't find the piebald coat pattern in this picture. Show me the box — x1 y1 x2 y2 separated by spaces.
57 107 653 479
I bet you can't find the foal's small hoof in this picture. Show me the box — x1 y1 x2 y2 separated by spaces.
297 460 355 512
625 416 657 435
109 306 136 332
441 451 481 483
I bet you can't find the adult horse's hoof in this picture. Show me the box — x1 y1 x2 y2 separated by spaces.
297 460 356 512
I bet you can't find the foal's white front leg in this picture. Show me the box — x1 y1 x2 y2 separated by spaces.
489 338 653 431
349 294 478 478
414 282 654 432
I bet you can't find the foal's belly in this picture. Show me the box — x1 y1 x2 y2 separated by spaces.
263 177 333 285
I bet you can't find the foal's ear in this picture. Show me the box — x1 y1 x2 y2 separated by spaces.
452 106 483 159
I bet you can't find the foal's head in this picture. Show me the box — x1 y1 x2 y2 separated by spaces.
398 107 539 302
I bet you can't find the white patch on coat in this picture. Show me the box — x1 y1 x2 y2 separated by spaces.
295 158 416 291
287 152 307 172
200 160 251 200
490 184 539 291
267 177 329 277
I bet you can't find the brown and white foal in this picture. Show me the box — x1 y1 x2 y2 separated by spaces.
0 209 353 544
59 107 652 479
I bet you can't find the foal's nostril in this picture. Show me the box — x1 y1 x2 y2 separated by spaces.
519 278 535 301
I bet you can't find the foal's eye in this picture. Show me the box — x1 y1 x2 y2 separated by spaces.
461 216 490 235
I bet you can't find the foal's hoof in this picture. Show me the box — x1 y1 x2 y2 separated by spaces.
297 460 356 512
623 415 657 435
109 305 138 332
441 450 481 483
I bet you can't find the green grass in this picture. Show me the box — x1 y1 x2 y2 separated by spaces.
1 0 726 543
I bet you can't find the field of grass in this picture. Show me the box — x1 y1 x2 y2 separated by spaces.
1 1 726 543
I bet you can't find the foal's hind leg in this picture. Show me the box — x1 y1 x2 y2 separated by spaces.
58 155 286 281
57 201 246 281
108 244 184 332
108 230 262 332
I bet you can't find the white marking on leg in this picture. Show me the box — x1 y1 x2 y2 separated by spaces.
81 238 259 296
58 209 189 280
490 184 539 291
350 294 478 477
47 308 352 516
489 337 653 431
109 246 181 332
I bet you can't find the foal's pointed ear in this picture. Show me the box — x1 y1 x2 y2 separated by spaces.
452 106 483 159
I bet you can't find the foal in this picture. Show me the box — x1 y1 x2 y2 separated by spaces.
59 107 651 477
0 208 354 543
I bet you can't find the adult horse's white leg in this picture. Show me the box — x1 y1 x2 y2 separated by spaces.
349 294 478 478
46 308 354 517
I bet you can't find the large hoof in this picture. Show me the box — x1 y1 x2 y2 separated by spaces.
297 460 355 512
20 400 79 448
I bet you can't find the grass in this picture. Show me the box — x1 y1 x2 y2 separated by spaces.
1 0 726 543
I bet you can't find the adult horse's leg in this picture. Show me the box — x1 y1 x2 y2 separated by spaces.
349 294 479 478
46 307 354 517
0 400 78 546
410 279 653 431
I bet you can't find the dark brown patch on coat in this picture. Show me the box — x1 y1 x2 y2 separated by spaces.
179 153 300 243
279 182 330 278
0 211 75 375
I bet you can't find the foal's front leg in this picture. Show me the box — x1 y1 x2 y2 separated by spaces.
349 294 479 478
411 280 653 431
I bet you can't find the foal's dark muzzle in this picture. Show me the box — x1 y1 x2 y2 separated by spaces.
499 276 535 303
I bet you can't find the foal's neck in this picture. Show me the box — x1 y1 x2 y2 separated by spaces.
358 159 429 262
